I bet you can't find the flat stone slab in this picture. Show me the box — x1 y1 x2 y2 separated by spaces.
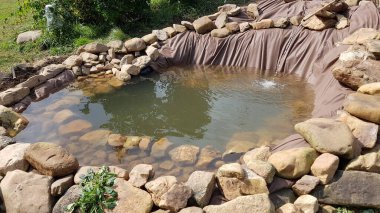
312 170 380 208
203 194 275 213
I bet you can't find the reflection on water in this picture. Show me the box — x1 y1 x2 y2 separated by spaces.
15 65 315 180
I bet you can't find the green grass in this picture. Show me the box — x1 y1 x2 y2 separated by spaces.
0 0 49 73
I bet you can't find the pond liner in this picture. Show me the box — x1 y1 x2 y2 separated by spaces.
151 0 380 152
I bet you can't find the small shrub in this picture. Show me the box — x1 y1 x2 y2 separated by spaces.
66 166 118 213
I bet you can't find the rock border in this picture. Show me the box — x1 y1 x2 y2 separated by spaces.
0 2 379 213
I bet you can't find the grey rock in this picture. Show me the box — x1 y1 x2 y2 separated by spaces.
52 185 81 213
0 136 15 150
51 174 74 196
1 170 53 213
186 171 215 207
0 143 30 175
312 170 380 208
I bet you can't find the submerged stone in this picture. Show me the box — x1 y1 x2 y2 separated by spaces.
58 119 92 136
169 145 200 165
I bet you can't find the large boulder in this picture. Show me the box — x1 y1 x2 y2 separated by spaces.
185 171 215 207
110 179 153 213
39 64 66 79
24 142 79 177
311 170 380 208
16 30 42 44
16 74 47 89
0 87 30 106
0 170 53 213
124 38 146 52
83 42 109 54
343 93 380 124
203 193 275 213
0 105 29 136
193 17 216 34
337 110 378 148
52 185 81 213
0 143 30 175
169 145 200 165
332 58 380 90
295 118 355 158
268 147 318 179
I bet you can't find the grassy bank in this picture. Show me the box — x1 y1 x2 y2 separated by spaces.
0 0 248 73
0 0 49 72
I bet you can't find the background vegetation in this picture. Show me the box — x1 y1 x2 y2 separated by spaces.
0 0 247 73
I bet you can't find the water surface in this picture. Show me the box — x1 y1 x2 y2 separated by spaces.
16 65 315 180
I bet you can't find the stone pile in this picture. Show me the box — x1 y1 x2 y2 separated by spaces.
0 2 379 213
332 27 380 90
300 1 350 31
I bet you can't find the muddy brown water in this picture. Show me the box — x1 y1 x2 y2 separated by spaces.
15 65 315 181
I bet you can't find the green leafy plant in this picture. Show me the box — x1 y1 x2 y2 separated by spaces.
66 166 118 213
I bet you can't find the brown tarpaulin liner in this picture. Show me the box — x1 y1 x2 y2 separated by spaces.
152 0 380 151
